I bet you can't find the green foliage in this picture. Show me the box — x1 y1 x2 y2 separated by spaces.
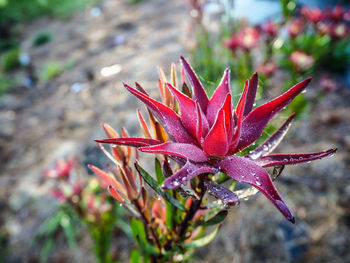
1 48 20 71
135 163 185 211
130 218 158 256
191 30 234 96
33 204 81 262
130 249 141 263
0 228 9 262
128 0 146 4
0 73 14 96
39 61 63 81
0 39 19 53
279 0 297 18
196 210 228 227
32 32 53 47
182 225 221 249
0 0 99 24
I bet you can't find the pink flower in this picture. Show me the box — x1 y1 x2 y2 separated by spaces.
258 61 278 76
45 157 76 179
316 21 331 35
96 57 336 223
224 27 260 51
287 18 304 38
301 7 324 24
330 23 349 38
290 51 314 71
320 75 337 92
261 20 279 37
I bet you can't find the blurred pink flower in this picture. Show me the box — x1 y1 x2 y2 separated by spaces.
287 18 304 38
224 27 260 51
301 7 324 24
258 61 278 76
316 21 331 35
330 23 349 38
290 51 314 71
45 157 76 179
320 75 337 92
261 20 279 37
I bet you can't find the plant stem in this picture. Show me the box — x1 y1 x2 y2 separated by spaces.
133 200 162 252
177 179 205 238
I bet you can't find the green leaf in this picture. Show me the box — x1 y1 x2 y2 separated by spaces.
130 218 158 255
130 248 141 263
198 210 228 227
165 201 174 229
60 213 77 249
182 225 221 249
155 158 164 184
40 238 54 262
135 163 185 211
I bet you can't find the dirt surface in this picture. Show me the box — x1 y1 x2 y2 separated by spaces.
1 0 350 262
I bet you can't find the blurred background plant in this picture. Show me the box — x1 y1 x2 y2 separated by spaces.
0 0 98 97
35 156 127 263
185 0 349 118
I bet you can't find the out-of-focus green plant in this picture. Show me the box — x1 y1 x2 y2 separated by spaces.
0 39 19 53
35 157 125 263
0 73 14 96
39 61 63 81
32 32 53 47
0 228 9 262
188 2 349 119
0 0 98 24
1 48 20 71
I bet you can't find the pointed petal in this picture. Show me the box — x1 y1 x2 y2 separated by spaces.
247 114 295 159
206 68 231 126
196 101 203 143
167 83 197 137
195 101 209 143
203 107 229 156
237 78 312 151
95 137 161 147
204 180 239 205
135 82 149 95
243 72 258 118
102 123 119 138
171 63 177 87
139 142 208 162
180 56 209 111
255 148 337 167
124 83 196 144
229 80 249 152
162 161 217 189
137 109 153 139
108 185 125 203
220 156 295 222
88 165 125 195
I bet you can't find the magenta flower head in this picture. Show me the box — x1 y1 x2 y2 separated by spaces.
96 57 336 223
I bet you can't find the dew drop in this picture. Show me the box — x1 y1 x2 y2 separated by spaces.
256 181 262 186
